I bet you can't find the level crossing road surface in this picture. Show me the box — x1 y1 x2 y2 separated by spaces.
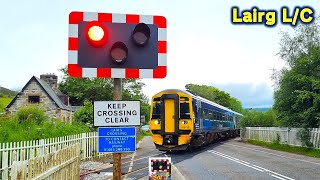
98 136 320 180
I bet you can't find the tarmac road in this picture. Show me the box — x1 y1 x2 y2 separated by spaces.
101 136 320 180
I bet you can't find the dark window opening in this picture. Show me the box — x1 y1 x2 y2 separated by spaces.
28 96 40 103
151 103 161 119
180 103 190 119
213 112 217 120
203 109 209 119
208 110 214 120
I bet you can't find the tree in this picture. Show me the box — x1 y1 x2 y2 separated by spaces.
185 84 244 113
74 100 93 125
273 20 320 128
239 109 277 128
58 67 150 122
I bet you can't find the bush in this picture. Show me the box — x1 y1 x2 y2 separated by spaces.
239 109 277 128
16 105 48 125
74 100 93 126
297 128 313 148
0 116 90 143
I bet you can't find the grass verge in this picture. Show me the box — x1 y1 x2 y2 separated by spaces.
0 116 90 143
247 139 320 158
137 130 151 143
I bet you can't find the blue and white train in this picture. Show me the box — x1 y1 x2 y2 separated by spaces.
149 89 242 151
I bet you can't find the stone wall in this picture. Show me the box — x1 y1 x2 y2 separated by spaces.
7 79 73 122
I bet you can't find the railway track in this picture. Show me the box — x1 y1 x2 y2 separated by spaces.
80 151 166 179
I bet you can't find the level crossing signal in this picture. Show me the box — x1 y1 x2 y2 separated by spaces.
68 11 167 79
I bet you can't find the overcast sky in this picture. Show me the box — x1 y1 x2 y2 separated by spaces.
0 0 318 108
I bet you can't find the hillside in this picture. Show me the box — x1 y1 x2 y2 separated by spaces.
0 86 16 113
0 86 17 97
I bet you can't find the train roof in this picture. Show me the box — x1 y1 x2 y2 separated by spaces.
155 89 243 116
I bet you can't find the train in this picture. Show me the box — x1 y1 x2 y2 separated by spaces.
149 89 243 151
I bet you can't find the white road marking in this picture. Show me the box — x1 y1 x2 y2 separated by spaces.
208 150 295 180
127 140 142 173
165 154 187 180
272 174 287 180
123 141 165 180
223 143 320 166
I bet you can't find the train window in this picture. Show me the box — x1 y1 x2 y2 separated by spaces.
213 112 217 120
208 110 214 120
180 102 190 119
151 102 161 119
203 109 209 119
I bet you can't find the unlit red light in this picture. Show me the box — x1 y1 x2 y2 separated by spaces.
110 42 128 63
88 26 104 41
132 23 150 46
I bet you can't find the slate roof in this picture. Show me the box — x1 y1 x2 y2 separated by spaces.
6 76 74 111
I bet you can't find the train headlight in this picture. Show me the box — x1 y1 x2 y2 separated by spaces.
154 120 160 125
182 120 188 124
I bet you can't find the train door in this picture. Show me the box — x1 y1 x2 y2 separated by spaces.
160 94 179 135
164 99 175 133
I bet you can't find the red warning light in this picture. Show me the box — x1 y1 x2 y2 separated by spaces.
86 21 108 47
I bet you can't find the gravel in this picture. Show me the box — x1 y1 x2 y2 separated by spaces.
80 161 113 180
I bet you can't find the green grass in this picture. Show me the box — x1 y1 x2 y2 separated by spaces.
0 116 91 143
137 130 151 142
247 140 320 158
0 96 13 112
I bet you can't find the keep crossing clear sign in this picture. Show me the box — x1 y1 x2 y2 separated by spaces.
94 101 140 126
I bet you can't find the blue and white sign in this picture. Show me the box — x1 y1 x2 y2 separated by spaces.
98 127 136 153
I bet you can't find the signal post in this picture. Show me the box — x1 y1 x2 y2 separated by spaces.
113 78 122 179
67 11 167 180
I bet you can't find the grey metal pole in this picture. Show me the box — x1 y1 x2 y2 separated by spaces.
113 78 122 180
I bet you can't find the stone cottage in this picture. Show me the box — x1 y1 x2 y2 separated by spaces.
5 74 74 122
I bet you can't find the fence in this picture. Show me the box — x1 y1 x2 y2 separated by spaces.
0 132 104 180
241 127 320 149
10 143 80 180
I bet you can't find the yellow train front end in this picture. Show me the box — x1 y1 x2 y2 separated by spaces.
149 89 194 151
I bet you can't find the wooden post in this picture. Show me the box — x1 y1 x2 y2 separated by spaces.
113 78 122 180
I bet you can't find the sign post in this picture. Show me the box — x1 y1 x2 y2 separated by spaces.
113 78 122 180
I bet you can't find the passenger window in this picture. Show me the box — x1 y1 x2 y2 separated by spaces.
203 109 209 119
213 112 217 120
208 110 213 120
180 102 190 119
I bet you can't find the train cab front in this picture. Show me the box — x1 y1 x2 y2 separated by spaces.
149 90 194 151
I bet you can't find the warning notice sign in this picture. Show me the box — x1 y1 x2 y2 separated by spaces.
94 101 141 126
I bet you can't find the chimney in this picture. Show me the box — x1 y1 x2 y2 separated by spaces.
58 94 70 106
40 74 58 92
